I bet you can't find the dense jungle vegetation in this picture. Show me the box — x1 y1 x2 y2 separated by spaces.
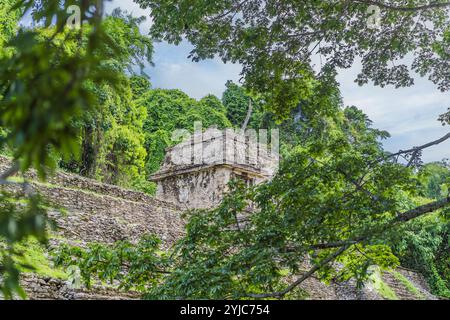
0 0 449 299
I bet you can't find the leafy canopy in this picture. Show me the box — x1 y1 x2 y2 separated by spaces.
136 0 450 118
138 88 231 174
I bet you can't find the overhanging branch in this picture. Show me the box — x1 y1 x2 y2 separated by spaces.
244 195 450 299
245 245 350 299
394 195 450 222
378 132 450 165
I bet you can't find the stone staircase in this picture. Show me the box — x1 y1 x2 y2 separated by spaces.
381 269 437 300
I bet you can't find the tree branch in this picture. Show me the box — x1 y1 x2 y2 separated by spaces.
248 195 450 299
245 245 350 299
379 132 450 165
206 0 250 22
394 195 450 222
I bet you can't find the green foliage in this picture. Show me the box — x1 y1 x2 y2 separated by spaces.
54 235 168 291
14 239 67 280
53 101 448 299
418 162 450 200
101 9 153 72
0 0 20 53
139 0 450 115
220 79 348 160
222 81 261 127
333 245 399 286
130 75 151 99
439 108 450 125
0 191 50 299
0 127 10 155
389 212 450 298
97 121 147 186
0 1 124 178
131 178 157 196
391 271 425 300
137 89 231 174
1 0 449 301
0 0 154 298
386 164 450 298
142 89 231 134
51 9 154 192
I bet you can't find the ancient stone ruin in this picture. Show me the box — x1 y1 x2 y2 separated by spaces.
150 127 279 209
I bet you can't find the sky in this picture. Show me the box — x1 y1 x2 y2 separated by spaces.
24 1 450 163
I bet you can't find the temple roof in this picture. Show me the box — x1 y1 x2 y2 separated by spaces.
149 127 278 181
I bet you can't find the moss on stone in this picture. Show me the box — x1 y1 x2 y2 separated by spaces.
14 240 68 280
370 269 398 300
391 271 425 300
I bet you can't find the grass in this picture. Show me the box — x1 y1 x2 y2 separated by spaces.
5 176 25 183
34 180 147 204
13 239 68 280
369 268 398 300
391 270 426 300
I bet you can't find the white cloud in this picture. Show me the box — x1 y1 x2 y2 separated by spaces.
148 42 242 99
337 61 449 161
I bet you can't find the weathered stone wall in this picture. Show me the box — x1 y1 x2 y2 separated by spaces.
0 156 168 204
20 274 139 300
159 128 278 176
0 156 185 247
156 166 233 209
292 267 436 300
41 183 184 247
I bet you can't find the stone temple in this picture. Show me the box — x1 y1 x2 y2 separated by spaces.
150 127 279 209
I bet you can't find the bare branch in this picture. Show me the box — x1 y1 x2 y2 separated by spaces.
241 98 253 132
379 132 450 165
